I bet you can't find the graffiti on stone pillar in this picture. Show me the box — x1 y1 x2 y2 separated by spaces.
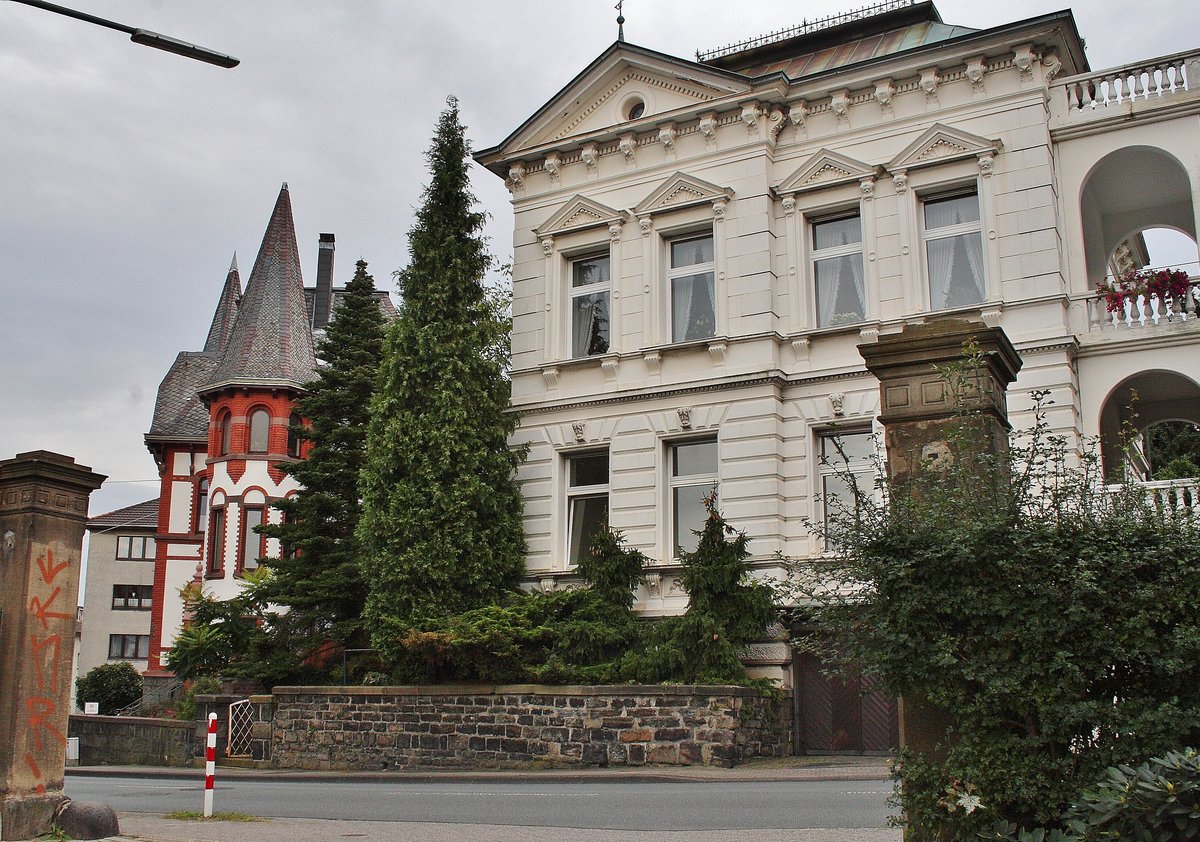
23 546 73 794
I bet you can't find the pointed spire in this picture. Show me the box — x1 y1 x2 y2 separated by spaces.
203 252 242 354
615 0 625 41
201 183 317 392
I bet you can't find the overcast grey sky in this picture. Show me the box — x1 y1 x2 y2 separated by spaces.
3 0 1197 519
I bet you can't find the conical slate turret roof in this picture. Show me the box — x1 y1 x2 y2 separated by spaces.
147 256 242 440
203 253 241 353
201 183 317 393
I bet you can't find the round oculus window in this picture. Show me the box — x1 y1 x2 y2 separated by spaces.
626 100 645 121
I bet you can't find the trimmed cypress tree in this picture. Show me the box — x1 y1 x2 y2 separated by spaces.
260 259 386 657
358 98 525 658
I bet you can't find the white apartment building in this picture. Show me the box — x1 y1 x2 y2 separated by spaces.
475 0 1199 669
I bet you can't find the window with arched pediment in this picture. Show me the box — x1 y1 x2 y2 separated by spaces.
248 408 271 454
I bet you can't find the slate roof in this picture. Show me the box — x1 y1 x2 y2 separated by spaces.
203 254 241 353
87 498 160 531
201 183 317 393
147 254 241 440
147 350 220 439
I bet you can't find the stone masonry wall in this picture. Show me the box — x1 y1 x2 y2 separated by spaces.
271 684 790 770
68 714 196 767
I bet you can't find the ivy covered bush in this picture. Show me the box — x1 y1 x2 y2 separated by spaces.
795 384 1200 838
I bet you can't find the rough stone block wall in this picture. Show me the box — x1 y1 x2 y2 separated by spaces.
270 684 790 771
68 714 196 767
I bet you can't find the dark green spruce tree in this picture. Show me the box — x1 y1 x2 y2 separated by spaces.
260 259 386 663
358 97 525 661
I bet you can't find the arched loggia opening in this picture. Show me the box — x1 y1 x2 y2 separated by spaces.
1081 146 1196 288
1098 370 1200 480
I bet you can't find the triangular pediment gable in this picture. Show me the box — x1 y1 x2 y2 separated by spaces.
634 172 735 217
535 195 627 238
887 124 1003 172
776 149 879 195
480 42 751 161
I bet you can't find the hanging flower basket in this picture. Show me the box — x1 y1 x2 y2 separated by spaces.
1096 268 1190 313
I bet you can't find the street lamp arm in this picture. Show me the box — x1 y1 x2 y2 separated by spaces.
8 0 239 68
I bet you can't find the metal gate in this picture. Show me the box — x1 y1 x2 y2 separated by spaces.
226 698 254 758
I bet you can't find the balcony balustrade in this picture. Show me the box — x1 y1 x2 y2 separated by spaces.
1086 274 1200 333
1049 49 1200 133
1107 478 1199 518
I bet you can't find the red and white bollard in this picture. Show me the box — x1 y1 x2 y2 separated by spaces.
203 712 217 817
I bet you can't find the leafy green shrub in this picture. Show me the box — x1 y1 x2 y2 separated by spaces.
76 661 142 714
985 748 1200 841
795 376 1200 838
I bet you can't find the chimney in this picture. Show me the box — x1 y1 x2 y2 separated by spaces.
313 232 335 329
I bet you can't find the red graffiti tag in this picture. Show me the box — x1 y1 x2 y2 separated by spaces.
26 697 66 751
29 587 72 629
24 753 46 793
35 548 68 584
31 635 61 695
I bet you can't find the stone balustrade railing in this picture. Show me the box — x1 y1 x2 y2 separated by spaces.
1049 49 1200 130
1107 479 1200 517
1086 275 1200 332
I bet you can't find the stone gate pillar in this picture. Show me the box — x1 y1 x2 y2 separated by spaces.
857 319 1022 756
0 451 105 840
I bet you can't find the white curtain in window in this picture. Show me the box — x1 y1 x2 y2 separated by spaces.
672 276 695 342
572 297 595 357
927 237 956 308
673 273 715 342
816 254 865 327
928 233 985 309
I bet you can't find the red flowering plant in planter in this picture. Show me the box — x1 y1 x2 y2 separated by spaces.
1097 268 1191 314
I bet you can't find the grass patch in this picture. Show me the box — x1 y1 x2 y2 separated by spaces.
163 810 264 822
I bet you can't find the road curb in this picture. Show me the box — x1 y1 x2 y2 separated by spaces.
67 763 892 785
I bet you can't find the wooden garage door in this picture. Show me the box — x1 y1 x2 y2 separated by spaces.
793 651 897 754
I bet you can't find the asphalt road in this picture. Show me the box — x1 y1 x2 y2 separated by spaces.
65 775 894 831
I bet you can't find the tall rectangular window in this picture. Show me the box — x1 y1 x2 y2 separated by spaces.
206 508 225 576
812 213 865 327
818 430 876 540
566 451 609 566
115 535 155 560
108 634 150 660
669 233 716 343
669 438 718 556
570 253 611 357
924 191 985 310
195 478 209 533
240 506 265 573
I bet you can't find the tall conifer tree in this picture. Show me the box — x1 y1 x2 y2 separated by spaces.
260 259 386 655
358 98 525 652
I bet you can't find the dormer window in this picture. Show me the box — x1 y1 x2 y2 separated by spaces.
249 408 270 453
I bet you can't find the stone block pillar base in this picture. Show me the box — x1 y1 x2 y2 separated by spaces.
0 451 105 840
